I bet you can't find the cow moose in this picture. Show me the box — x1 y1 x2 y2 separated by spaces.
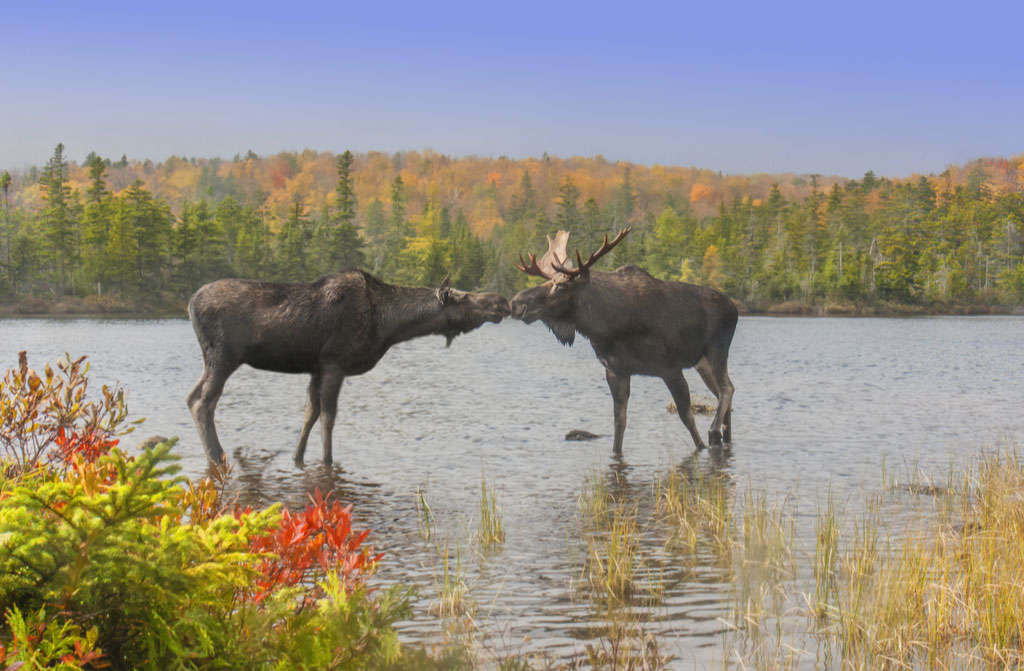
510 229 737 452
187 271 511 465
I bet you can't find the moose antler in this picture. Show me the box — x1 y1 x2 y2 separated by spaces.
515 252 555 280
515 231 574 279
550 228 632 277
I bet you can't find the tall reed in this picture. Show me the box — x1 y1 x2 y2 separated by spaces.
478 475 505 549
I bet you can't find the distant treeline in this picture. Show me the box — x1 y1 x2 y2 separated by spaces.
1 144 1022 311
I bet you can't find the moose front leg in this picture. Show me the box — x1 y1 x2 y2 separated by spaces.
187 363 233 465
605 369 631 454
317 369 345 466
293 372 322 464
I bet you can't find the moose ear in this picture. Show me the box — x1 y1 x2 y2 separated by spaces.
436 274 452 305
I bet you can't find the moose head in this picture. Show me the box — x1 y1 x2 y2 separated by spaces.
435 274 511 346
509 228 631 345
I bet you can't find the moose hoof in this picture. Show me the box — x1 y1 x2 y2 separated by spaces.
708 429 723 447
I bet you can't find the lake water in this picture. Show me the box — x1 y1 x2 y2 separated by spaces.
2 315 1022 667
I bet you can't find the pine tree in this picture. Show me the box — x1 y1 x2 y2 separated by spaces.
335 150 357 226
123 180 172 295
276 196 311 281
509 171 538 223
39 143 78 295
214 197 242 266
0 171 11 292
332 220 366 271
555 176 582 237
455 233 487 290
613 167 636 228
235 205 273 279
382 176 407 278
420 238 448 286
582 197 604 251
82 156 113 294
362 198 387 274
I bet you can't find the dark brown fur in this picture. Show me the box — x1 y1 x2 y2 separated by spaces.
511 264 737 452
187 270 510 465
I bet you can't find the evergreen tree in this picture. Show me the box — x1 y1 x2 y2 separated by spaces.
648 207 695 280
214 197 242 266
122 180 172 296
235 205 273 279
582 197 604 251
455 233 487 290
82 157 114 294
555 176 582 237
613 167 636 228
276 196 311 281
106 198 137 297
420 238 448 286
382 175 407 278
39 143 78 295
509 170 538 223
332 220 366 271
0 171 11 293
362 198 387 274
335 150 357 226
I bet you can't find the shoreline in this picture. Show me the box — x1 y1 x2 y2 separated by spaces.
741 299 1022 317
1 296 1021 319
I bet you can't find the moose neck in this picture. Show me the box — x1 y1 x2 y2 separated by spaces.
377 285 448 346
572 272 630 341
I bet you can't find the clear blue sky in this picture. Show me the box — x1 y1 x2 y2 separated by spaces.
3 0 1022 177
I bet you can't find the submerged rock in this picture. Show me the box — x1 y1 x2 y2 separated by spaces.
565 429 601 441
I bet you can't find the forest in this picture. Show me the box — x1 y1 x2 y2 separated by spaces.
1 144 1022 313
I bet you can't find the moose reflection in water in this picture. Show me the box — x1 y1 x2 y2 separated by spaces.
187 271 510 465
510 228 738 452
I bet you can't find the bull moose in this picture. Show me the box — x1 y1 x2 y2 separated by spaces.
510 228 737 452
187 271 510 465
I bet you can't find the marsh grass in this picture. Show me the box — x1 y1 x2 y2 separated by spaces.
478 475 505 549
584 504 642 606
576 468 651 611
759 446 1024 670
812 490 841 621
808 449 1020 668
432 539 474 620
412 447 1024 670
579 468 613 529
416 485 435 540
656 464 733 559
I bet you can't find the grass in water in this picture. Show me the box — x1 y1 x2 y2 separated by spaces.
727 445 1024 670
584 504 641 606
478 475 505 549
656 463 733 559
416 484 434 540
432 539 473 619
576 468 662 614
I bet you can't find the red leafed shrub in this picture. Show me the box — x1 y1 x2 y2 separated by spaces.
245 488 383 604
1 352 130 476
53 426 120 466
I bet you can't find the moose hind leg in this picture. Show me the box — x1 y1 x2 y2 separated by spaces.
293 373 322 464
696 357 733 445
188 365 232 465
605 369 631 454
665 372 707 451
317 370 345 466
